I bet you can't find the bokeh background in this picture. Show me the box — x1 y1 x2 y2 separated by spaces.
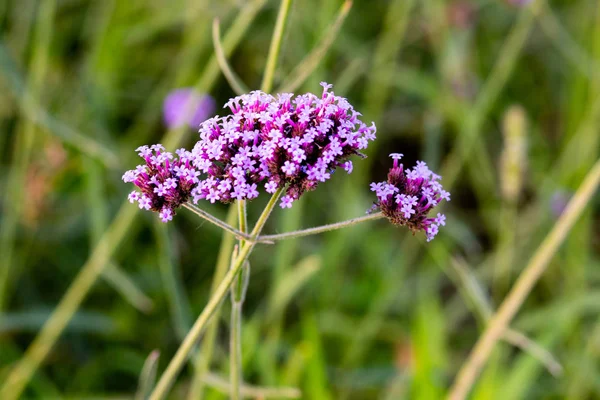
1 0 599 398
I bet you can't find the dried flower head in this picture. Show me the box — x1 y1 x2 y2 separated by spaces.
190 82 376 208
370 154 450 241
123 145 200 222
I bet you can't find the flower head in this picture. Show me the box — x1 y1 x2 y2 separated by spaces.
370 154 450 241
163 89 216 129
123 145 200 222
190 82 376 208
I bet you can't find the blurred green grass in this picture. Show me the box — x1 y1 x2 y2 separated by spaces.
0 0 599 399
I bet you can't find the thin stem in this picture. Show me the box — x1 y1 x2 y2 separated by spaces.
212 19 249 95
182 203 268 243
135 350 161 400
447 158 600 400
447 258 562 377
103 262 154 313
277 0 352 93
237 200 248 242
259 212 384 242
230 300 243 400
148 188 283 400
230 199 248 400
260 0 292 92
187 206 238 400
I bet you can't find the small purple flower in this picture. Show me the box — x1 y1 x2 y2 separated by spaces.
370 154 450 241
123 145 200 222
281 160 297 176
265 180 278 193
190 82 376 208
280 195 294 209
159 207 173 222
163 89 216 129
343 161 353 174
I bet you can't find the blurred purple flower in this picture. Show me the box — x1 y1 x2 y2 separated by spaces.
506 0 533 6
163 89 216 129
550 190 571 218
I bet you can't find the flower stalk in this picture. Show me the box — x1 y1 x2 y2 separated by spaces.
148 188 283 400
230 199 249 400
258 212 384 242
182 203 267 243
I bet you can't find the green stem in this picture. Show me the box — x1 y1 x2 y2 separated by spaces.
148 188 283 400
212 19 249 95
259 212 384 242
182 203 266 243
230 294 243 400
277 0 352 93
260 0 292 92
230 200 248 400
188 206 238 400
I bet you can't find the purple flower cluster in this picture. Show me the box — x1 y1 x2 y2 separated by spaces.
124 83 375 221
370 154 450 241
189 83 376 208
122 145 200 222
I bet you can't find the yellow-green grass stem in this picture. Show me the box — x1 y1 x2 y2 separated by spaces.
148 188 283 400
230 199 249 400
187 206 237 400
447 158 600 400
260 0 292 93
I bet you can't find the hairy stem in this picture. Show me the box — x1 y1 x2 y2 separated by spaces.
148 188 283 400
182 203 267 243
259 212 384 241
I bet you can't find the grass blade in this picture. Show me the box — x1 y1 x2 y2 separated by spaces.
212 19 249 95
277 0 352 93
136 350 160 400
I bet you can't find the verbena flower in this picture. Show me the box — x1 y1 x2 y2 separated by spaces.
163 89 216 129
370 154 450 241
190 82 376 208
550 190 570 218
123 145 200 222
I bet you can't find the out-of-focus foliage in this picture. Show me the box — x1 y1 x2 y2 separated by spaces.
0 0 599 399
